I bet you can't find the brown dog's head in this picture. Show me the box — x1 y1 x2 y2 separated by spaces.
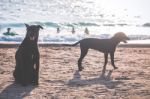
25 24 43 41
113 32 130 43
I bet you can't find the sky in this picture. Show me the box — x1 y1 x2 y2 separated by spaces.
96 0 150 23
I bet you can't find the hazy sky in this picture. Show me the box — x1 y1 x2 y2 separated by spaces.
97 0 150 23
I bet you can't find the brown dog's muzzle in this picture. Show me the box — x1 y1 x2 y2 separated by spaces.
123 37 130 43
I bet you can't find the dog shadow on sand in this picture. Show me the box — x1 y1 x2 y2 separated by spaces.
0 83 36 99
68 69 123 89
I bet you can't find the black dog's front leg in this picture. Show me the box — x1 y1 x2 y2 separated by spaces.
110 52 118 69
32 51 39 85
34 53 39 85
35 58 39 85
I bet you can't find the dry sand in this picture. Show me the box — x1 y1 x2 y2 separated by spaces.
0 44 150 99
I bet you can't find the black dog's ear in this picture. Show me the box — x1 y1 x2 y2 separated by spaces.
25 24 29 28
37 25 43 29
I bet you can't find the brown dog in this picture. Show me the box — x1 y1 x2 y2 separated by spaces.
71 32 129 71
13 24 43 86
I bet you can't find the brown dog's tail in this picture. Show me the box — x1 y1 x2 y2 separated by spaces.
64 40 81 46
71 41 81 46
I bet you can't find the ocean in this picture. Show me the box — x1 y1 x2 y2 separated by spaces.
0 0 150 44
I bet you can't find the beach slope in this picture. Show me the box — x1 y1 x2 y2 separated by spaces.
0 45 150 99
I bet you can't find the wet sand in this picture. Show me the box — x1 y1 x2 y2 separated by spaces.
0 44 150 99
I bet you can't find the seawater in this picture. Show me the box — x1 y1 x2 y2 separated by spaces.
0 0 150 44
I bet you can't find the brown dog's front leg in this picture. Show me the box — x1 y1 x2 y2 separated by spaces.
103 53 108 69
102 53 108 76
110 52 118 69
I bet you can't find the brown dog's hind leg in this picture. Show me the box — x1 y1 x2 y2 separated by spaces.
78 47 88 71
110 52 118 69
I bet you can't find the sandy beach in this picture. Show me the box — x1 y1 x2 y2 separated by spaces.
0 44 150 99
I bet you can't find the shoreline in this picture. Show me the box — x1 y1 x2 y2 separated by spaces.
0 42 150 48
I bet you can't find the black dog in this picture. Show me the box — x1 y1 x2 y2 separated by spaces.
13 24 43 86
71 32 129 71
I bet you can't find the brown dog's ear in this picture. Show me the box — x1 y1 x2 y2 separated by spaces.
25 24 29 28
37 25 43 29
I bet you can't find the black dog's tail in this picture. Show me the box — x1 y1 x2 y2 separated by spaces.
64 40 81 46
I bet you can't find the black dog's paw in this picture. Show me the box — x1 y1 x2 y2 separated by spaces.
32 80 39 86
31 82 39 87
33 83 39 86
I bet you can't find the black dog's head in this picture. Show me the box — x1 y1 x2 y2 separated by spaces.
113 32 130 43
25 24 43 41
